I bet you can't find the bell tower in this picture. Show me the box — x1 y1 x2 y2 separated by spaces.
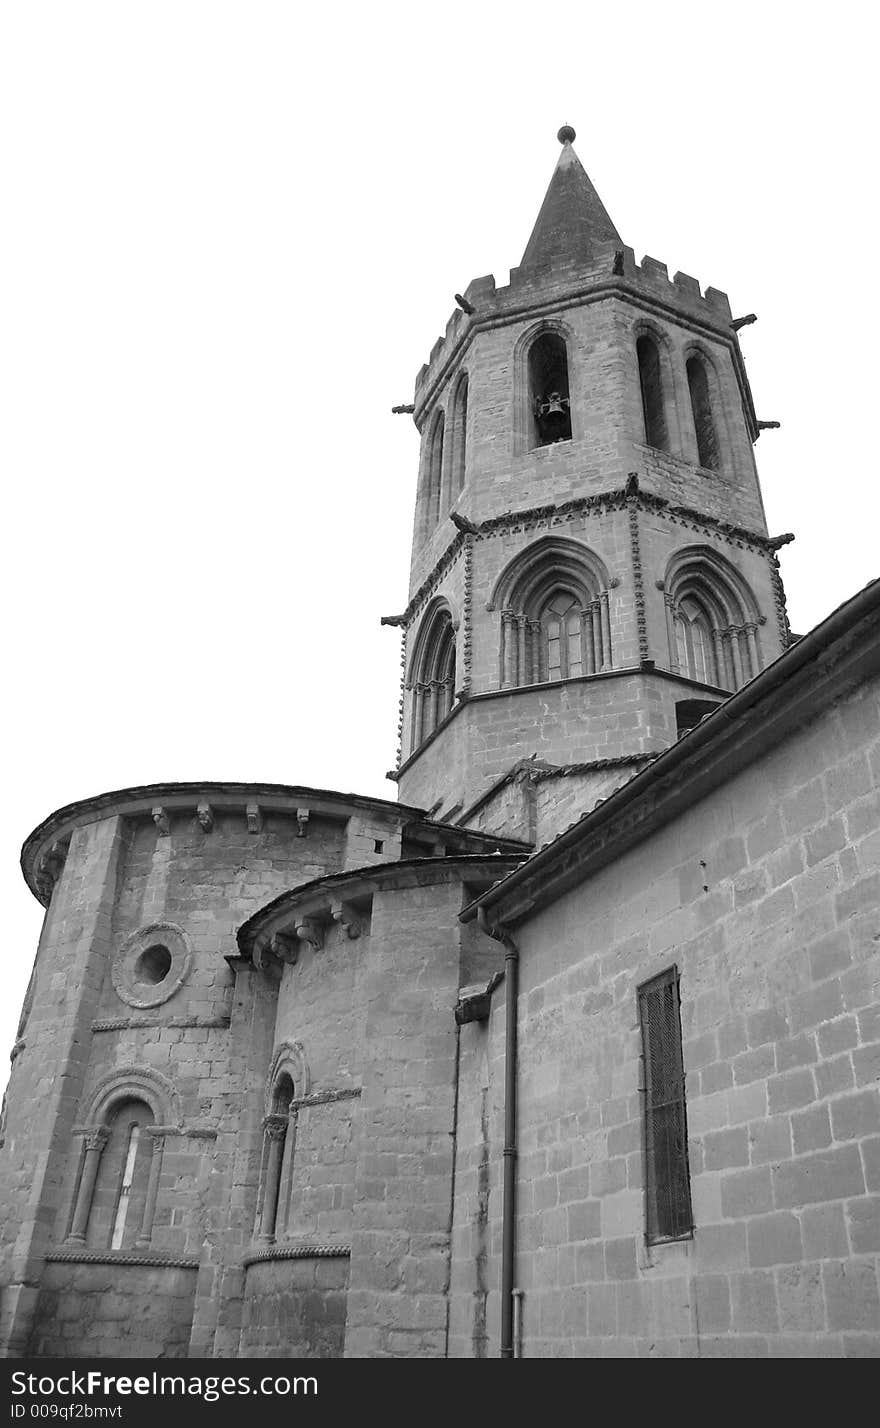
387 128 791 840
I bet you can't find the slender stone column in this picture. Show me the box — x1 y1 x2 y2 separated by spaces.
134 1131 165 1248
258 1117 287 1243
745 624 759 680
517 617 527 686
529 620 541 683
501 612 516 687
67 1127 109 1244
590 602 603 671
664 595 678 672
600 591 612 670
712 629 727 687
728 629 743 689
581 610 594 674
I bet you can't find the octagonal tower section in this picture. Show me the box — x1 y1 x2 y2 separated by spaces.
391 131 792 841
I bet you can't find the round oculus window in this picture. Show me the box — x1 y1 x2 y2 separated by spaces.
112 923 191 1009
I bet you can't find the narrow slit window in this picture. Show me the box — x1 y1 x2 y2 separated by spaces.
638 967 693 1243
111 1123 141 1250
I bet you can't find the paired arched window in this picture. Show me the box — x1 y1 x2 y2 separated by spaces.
450 374 468 495
492 538 612 689
426 411 445 529
409 602 457 752
664 549 762 692
66 1095 163 1251
528 331 571 448
686 355 720 471
636 334 669 452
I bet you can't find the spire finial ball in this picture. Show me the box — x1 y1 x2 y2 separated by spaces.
557 124 576 145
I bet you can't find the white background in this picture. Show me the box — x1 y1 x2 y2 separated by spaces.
1 1 877 1083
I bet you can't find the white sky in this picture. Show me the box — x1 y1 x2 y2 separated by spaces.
1 1 877 1080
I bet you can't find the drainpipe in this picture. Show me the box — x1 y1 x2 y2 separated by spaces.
477 906 519 1359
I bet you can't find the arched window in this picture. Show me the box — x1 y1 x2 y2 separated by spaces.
686 356 720 471
68 1098 158 1251
664 548 762 692
257 1073 295 1244
637 334 668 451
528 331 571 448
426 411 445 529
450 375 468 494
491 538 612 689
409 603 457 752
674 596 718 685
541 591 584 682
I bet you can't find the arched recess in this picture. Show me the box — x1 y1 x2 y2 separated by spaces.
683 347 730 473
424 409 446 532
633 322 679 454
490 537 613 688
514 320 575 452
449 372 468 496
663 546 763 691
256 1042 311 1244
407 598 458 752
66 1067 178 1251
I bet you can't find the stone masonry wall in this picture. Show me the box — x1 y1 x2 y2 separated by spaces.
28 1262 196 1358
399 671 679 822
452 672 880 1356
238 1256 349 1359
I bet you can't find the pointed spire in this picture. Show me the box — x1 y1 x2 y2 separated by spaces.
519 126 622 272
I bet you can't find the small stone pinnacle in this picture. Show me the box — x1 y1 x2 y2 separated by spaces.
557 124 576 145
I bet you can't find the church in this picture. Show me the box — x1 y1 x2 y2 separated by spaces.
1 128 878 1359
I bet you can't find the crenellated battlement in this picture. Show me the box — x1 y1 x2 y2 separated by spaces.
413 242 734 418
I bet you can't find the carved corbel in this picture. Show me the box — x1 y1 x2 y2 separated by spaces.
252 928 299 971
152 807 170 837
196 802 214 832
246 802 262 834
296 808 310 838
330 899 362 940
295 917 324 952
35 840 68 899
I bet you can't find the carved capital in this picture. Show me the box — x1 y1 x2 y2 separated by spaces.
83 1127 110 1153
196 802 214 832
262 1114 288 1142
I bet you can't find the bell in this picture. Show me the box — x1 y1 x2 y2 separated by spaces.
537 391 569 418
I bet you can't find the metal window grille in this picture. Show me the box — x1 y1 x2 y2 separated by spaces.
638 966 693 1243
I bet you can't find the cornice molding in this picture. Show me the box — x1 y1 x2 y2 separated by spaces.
397 485 778 635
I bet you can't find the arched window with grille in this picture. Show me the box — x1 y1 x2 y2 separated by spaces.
636 334 669 452
491 537 612 690
541 590 585 682
450 374 468 495
408 602 457 752
686 355 720 471
664 548 762 692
